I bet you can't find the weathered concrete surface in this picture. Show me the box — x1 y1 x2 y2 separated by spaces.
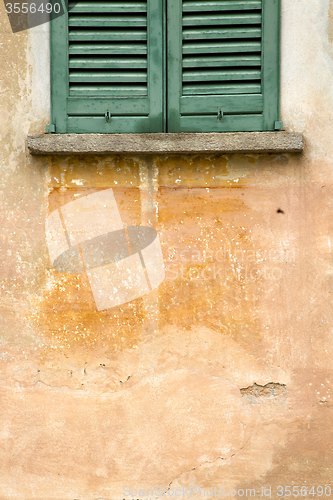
27 132 304 155
1 0 333 499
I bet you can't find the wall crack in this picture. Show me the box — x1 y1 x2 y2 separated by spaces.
240 382 286 398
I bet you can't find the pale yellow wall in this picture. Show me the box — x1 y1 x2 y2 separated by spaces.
0 1 333 498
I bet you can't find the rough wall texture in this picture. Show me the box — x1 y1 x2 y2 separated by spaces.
1 1 333 498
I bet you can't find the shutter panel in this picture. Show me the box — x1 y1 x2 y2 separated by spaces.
50 0 163 133
167 0 280 132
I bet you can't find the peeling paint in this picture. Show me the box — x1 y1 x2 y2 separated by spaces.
240 382 287 398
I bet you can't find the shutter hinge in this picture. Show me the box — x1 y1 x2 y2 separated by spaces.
46 124 56 133
274 121 283 131
105 109 111 123
217 107 223 121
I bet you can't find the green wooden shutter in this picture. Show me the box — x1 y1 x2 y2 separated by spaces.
167 0 280 132
50 0 163 133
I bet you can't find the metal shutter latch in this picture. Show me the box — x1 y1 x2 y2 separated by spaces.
217 108 223 121
105 110 111 123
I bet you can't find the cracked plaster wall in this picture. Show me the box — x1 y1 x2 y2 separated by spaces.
1 0 333 498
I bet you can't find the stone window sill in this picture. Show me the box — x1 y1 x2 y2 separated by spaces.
27 131 303 156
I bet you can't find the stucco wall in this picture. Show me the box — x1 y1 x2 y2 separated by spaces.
1 1 333 498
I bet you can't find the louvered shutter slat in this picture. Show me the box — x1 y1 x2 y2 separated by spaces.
182 41 262 54
167 0 280 132
182 55 262 68
182 1 262 11
69 85 147 96
68 15 147 27
69 31 147 41
182 13 262 25
69 72 147 83
51 0 163 133
68 1 147 13
183 28 262 39
69 44 148 55
183 83 261 95
69 58 147 69
183 69 261 81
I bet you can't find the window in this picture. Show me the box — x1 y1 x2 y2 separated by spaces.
50 0 281 133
